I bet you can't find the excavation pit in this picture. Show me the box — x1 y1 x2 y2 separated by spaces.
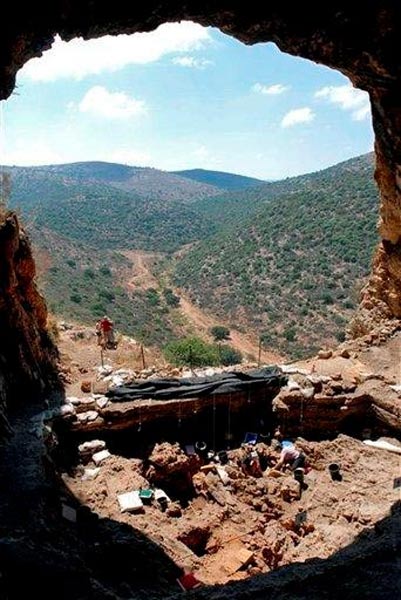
49 365 401 587
56 431 401 586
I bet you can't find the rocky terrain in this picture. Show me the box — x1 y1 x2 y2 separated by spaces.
22 316 400 596
59 432 401 588
1 3 401 598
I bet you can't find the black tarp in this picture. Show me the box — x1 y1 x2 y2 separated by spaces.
106 366 287 403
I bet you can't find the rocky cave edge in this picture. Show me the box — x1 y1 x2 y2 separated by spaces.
1 2 401 598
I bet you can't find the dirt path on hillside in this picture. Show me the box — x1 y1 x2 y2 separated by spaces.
121 250 162 290
176 290 282 363
120 249 283 363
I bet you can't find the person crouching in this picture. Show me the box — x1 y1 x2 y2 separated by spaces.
274 441 305 472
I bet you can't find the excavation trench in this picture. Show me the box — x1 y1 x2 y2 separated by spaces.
46 365 401 587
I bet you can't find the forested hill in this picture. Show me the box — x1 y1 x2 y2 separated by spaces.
194 153 375 228
175 153 379 359
44 162 225 201
6 164 217 252
172 168 265 190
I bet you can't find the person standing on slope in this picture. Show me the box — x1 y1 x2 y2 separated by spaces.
99 315 115 349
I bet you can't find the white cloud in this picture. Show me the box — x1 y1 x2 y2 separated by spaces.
172 55 212 69
314 84 370 121
352 104 371 121
20 22 211 81
109 149 151 166
281 107 315 128
78 86 147 120
2 140 63 166
252 83 289 95
193 145 210 162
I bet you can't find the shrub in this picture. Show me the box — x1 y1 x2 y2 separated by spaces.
164 336 219 367
335 330 346 342
217 344 242 366
98 289 115 302
210 325 230 341
70 293 82 304
163 288 180 307
90 302 107 316
283 328 296 342
146 288 160 307
320 291 334 305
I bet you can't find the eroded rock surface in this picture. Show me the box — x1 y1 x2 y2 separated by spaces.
0 213 58 437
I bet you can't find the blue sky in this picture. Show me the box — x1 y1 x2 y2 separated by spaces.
0 22 374 180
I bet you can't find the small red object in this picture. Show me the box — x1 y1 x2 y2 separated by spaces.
177 572 201 591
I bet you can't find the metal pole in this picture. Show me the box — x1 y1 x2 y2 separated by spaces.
100 349 104 367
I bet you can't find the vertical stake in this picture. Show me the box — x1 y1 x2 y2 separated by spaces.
258 337 262 367
140 344 146 370
212 395 216 452
100 348 104 368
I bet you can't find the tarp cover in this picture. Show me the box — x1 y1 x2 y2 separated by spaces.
106 366 286 403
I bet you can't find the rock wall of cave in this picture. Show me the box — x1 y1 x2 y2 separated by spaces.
1 4 401 599
0 212 58 436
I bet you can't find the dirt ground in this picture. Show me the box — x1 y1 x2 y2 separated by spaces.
54 321 401 588
63 434 401 586
57 322 167 397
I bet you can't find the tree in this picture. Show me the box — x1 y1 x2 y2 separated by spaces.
210 325 230 342
164 336 219 368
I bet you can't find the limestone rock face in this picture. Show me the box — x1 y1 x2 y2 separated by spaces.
0 213 58 433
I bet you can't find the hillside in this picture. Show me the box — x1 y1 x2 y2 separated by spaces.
7 166 216 253
29 227 179 347
9 162 222 202
4 154 381 360
174 153 379 359
194 153 375 227
172 168 265 190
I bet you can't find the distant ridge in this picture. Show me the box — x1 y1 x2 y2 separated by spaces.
172 168 266 191
3 161 222 203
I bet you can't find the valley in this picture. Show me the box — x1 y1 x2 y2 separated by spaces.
6 153 378 363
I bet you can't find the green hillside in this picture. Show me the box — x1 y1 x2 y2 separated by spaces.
8 162 221 203
7 166 216 253
172 168 265 191
174 153 379 359
3 154 380 359
30 227 178 346
194 153 375 227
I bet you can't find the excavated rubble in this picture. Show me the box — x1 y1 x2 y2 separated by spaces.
59 429 401 588
45 332 401 593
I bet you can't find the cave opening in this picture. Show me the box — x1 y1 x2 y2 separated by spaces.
0 18 375 365
2 3 399 594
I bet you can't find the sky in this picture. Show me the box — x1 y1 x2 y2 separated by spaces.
0 22 374 180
